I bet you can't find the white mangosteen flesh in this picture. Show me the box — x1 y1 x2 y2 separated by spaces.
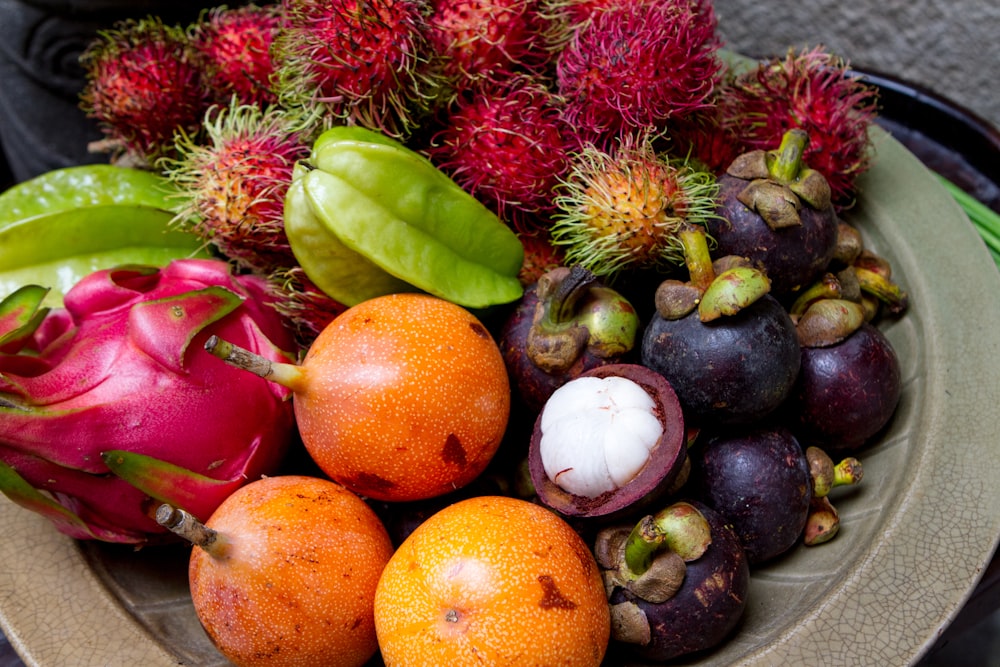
539 375 663 498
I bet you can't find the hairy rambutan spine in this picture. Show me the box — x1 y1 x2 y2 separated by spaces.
427 76 573 230
272 0 432 140
266 267 348 349
191 4 284 108
424 0 551 95
161 100 309 275
79 17 210 164
550 133 719 279
718 46 879 205
555 0 722 144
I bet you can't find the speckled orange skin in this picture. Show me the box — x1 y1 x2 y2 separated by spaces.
373 495 611 666
188 475 394 667
294 293 511 502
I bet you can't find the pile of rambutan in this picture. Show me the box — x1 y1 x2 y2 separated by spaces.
77 0 879 347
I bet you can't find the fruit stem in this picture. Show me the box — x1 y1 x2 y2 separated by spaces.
204 335 305 391
769 128 809 183
623 502 711 577
156 504 229 558
540 266 597 326
853 266 909 315
679 224 715 293
788 274 843 321
807 446 864 497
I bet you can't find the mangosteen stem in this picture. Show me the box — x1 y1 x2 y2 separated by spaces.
538 266 598 327
854 266 909 315
679 224 715 293
623 502 712 577
788 274 843 321
770 128 809 183
807 446 864 497
204 335 305 391
156 503 229 558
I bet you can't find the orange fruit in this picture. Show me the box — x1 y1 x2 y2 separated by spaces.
373 495 611 666
293 293 511 501
184 475 394 667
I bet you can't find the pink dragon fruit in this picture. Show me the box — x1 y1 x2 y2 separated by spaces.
0 259 297 543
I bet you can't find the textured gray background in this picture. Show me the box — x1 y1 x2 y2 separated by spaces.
714 0 1000 131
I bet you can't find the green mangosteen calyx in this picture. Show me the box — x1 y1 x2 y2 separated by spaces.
727 128 833 230
594 501 712 605
526 265 638 373
654 224 771 322
796 297 867 347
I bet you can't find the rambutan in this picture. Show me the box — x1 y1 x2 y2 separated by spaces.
271 0 430 139
161 100 309 275
424 0 550 93
718 46 879 205
517 229 566 285
267 267 348 349
79 17 210 164
427 76 573 229
549 132 719 280
555 0 722 144
663 100 744 175
191 4 284 108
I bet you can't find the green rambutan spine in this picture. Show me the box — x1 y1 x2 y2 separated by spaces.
550 132 719 280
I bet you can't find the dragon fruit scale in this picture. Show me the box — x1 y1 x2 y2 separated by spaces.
0 259 297 543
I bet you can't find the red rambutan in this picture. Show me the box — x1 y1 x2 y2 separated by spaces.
549 132 719 280
517 229 566 285
718 46 880 205
267 266 348 349
191 4 284 108
555 0 722 143
425 0 550 93
79 17 210 164
427 76 573 229
272 0 430 139
161 100 309 275
663 100 744 175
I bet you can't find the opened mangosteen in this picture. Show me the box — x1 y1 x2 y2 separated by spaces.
706 128 839 295
527 363 687 520
787 295 903 452
689 426 862 564
499 265 640 413
597 501 749 662
640 224 801 426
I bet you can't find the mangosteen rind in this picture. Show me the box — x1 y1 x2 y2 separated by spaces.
709 173 839 295
528 364 687 520
641 294 801 425
789 322 902 451
690 427 812 564
609 502 749 662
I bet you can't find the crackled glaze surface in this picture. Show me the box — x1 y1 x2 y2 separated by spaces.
1 129 999 667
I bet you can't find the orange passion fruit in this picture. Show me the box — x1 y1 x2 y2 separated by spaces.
292 293 511 501
204 292 512 502
158 475 394 667
373 495 611 666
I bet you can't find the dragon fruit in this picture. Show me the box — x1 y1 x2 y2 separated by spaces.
0 259 297 543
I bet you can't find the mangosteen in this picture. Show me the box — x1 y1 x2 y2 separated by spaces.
527 363 687 520
689 426 811 564
640 225 801 425
598 501 749 662
499 265 639 413
707 128 839 295
787 296 903 452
